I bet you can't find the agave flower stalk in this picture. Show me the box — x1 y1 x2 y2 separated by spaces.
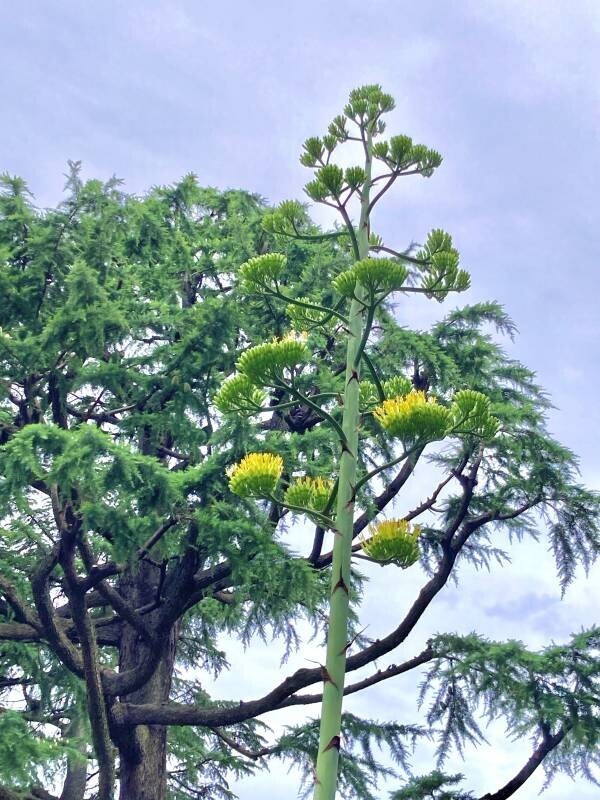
312 131 374 800
221 85 476 800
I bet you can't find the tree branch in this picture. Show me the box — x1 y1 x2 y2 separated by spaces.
78 539 153 645
60 530 115 799
478 726 567 800
277 646 435 708
110 466 485 729
30 548 84 677
0 577 43 632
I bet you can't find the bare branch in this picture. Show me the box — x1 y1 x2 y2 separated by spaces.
478 727 567 800
277 646 435 708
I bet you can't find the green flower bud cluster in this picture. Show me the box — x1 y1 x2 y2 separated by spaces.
344 166 367 189
384 375 413 398
343 85 395 126
359 375 412 410
361 519 421 567
359 381 381 409
300 137 328 168
300 136 341 168
262 200 308 238
305 164 346 202
286 299 331 331
372 135 442 177
333 258 408 299
238 253 286 292
214 332 310 415
327 114 348 143
236 332 310 387
284 476 335 516
449 389 500 441
416 229 470 301
214 375 266 415
227 453 283 498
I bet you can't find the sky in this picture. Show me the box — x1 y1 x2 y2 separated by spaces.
1 1 599 798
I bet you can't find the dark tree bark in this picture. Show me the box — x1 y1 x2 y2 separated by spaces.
59 718 88 800
115 562 179 800
59 757 87 800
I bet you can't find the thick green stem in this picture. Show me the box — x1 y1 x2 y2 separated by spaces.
312 130 373 800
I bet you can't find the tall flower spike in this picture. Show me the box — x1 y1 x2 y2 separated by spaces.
227 453 284 498
361 519 421 567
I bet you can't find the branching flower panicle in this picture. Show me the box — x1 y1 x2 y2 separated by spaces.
361 519 421 567
238 253 287 292
414 229 470 301
333 258 408 299
284 476 335 515
373 390 450 444
449 389 499 441
262 199 311 238
226 453 284 498
287 298 332 331
236 331 310 387
214 374 266 414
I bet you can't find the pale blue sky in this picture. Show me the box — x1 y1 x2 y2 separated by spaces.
2 2 598 797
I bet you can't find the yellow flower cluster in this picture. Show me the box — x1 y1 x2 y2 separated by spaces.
226 453 284 498
373 390 450 443
361 519 421 567
284 476 334 514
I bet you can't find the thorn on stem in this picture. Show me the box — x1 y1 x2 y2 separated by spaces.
333 570 349 595
346 482 357 506
339 625 367 655
321 665 338 689
340 440 354 457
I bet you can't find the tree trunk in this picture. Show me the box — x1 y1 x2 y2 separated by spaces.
116 562 178 800
60 717 88 800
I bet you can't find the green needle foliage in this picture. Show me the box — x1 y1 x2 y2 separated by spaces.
390 770 474 800
0 87 598 800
